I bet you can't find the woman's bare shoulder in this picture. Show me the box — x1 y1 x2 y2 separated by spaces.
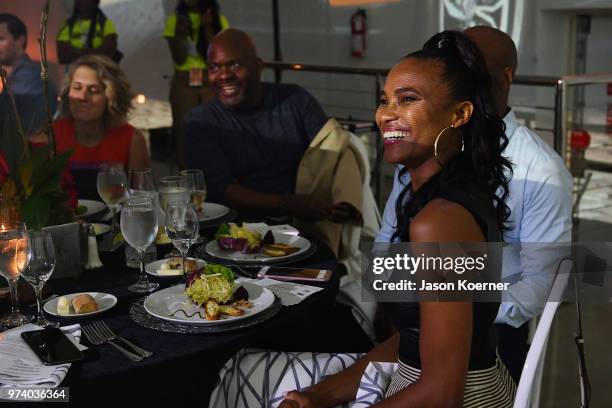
409 198 484 242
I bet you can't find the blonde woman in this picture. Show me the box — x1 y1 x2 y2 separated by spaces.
33 55 148 199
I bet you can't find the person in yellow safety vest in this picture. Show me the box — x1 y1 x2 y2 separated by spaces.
56 0 120 65
164 0 229 168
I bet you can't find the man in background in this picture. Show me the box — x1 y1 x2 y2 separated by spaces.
0 13 57 137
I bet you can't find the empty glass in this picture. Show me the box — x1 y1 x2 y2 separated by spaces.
180 169 207 216
0 223 33 328
121 196 159 293
165 200 200 278
20 231 58 328
129 168 156 198
97 163 129 251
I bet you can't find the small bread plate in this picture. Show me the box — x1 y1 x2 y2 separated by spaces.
76 199 107 219
198 202 230 222
143 281 274 326
145 257 206 279
205 232 311 265
43 292 118 318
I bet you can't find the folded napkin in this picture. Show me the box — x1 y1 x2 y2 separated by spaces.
243 278 323 306
351 362 398 407
0 324 83 390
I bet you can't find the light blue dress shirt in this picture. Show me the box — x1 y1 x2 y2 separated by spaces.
375 109 573 327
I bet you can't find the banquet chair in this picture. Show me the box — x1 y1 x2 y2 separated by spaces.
513 258 573 408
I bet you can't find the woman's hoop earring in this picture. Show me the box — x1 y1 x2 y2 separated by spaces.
434 124 464 165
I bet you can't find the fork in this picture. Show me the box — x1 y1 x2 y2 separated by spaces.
81 323 143 362
92 320 153 358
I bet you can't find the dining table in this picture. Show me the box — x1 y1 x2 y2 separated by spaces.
1 218 369 407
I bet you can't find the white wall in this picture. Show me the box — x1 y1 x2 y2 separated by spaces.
3 0 611 123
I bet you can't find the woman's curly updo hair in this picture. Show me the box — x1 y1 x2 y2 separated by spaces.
391 30 513 241
60 55 133 129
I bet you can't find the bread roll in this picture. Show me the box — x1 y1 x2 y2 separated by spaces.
57 296 71 315
71 294 98 314
165 258 199 273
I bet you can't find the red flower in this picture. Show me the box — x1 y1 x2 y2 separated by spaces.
61 168 78 208
0 151 9 184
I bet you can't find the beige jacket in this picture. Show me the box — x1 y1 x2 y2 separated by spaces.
294 118 364 258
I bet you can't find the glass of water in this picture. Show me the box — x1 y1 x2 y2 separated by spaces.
158 175 189 212
165 199 199 278
20 231 58 328
121 196 159 293
180 169 206 216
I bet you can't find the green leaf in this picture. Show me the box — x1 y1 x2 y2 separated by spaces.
18 147 49 194
21 194 51 231
216 223 230 237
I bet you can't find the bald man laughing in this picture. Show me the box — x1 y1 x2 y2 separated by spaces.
183 29 333 220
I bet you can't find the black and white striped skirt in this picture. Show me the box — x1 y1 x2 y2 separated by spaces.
385 358 516 407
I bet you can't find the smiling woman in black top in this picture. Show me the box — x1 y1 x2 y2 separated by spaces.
279 30 515 408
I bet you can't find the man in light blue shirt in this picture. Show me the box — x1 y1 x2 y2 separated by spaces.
376 26 572 382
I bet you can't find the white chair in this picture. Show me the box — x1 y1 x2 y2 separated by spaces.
513 258 573 408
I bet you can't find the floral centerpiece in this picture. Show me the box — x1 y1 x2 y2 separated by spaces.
0 1 75 230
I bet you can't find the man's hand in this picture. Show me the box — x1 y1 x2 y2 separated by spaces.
329 202 359 224
278 390 319 408
286 194 332 221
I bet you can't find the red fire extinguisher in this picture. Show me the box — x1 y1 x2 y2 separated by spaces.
351 9 367 58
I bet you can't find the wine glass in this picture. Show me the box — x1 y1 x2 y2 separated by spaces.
158 175 189 212
20 231 58 328
97 163 129 251
180 169 207 216
165 200 200 278
129 168 156 198
121 196 159 293
0 223 33 328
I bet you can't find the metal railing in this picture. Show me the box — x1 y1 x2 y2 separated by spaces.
262 61 612 207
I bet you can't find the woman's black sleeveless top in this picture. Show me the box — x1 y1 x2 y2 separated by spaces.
385 180 502 370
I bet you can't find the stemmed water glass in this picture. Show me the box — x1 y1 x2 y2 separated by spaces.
0 223 33 328
20 231 58 328
180 169 207 216
158 175 189 212
121 196 159 293
165 200 200 278
129 168 156 198
97 163 129 251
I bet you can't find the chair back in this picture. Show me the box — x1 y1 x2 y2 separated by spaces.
513 258 573 408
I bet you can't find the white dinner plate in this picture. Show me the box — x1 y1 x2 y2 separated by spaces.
198 203 230 222
76 199 107 219
44 292 118 318
205 232 311 264
92 223 111 236
145 257 206 278
143 281 275 325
